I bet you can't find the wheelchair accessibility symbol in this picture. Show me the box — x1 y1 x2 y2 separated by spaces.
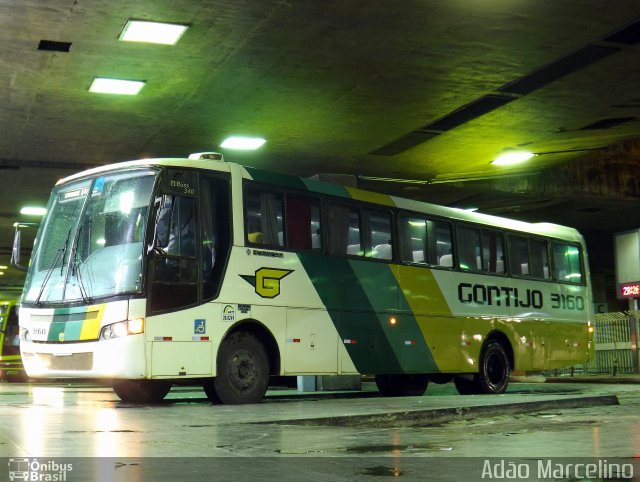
194 319 206 334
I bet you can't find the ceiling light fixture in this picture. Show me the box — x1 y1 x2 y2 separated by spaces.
491 151 535 166
220 136 266 150
119 20 189 45
0 265 7 270
89 78 145 95
20 207 47 216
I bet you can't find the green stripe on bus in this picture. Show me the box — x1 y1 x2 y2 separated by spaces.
244 167 308 191
299 254 439 374
298 253 402 373
349 261 439 373
46 306 94 342
301 178 351 198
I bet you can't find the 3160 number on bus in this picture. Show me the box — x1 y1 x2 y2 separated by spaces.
550 294 585 311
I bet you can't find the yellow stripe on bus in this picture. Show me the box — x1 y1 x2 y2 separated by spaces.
79 304 106 340
345 187 395 207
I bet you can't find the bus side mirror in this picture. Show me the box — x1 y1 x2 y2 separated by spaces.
11 225 28 272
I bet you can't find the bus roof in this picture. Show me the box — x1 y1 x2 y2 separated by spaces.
57 156 583 243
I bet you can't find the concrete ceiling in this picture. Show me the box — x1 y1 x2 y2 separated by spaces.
2 0 640 291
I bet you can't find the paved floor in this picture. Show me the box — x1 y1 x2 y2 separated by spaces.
0 379 639 481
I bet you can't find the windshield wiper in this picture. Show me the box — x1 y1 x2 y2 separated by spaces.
69 224 92 304
35 227 72 306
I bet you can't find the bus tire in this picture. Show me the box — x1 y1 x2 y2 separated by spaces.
112 379 172 403
477 340 510 394
375 374 429 397
211 331 270 405
454 341 510 395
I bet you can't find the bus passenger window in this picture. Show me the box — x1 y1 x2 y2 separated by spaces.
400 215 452 267
508 236 529 276
433 221 453 266
286 195 321 251
364 210 392 259
399 216 427 264
457 226 482 271
529 239 550 279
482 230 505 274
552 243 582 283
245 189 284 247
327 203 361 256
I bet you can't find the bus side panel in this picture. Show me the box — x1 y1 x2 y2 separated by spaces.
284 308 338 374
393 265 459 372
145 303 222 378
298 254 440 374
297 254 401 374
544 283 593 367
431 269 592 372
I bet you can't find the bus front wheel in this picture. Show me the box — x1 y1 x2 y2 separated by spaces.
206 331 270 405
375 374 429 397
112 379 172 403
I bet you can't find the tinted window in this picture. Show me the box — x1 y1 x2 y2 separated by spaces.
327 203 361 256
201 176 231 300
553 242 583 283
364 209 392 259
399 215 452 266
481 230 505 274
509 236 550 279
457 226 482 271
286 195 321 251
509 236 529 276
245 190 284 246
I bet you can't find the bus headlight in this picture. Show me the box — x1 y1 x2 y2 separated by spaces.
100 318 144 340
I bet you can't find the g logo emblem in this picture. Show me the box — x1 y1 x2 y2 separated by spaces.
241 268 293 299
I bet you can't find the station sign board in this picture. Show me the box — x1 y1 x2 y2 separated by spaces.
615 229 640 300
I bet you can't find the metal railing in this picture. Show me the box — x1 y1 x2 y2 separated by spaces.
547 310 640 376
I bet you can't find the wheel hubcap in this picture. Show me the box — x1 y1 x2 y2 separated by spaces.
486 352 505 389
229 349 257 390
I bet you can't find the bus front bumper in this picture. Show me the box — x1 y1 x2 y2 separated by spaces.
20 335 146 379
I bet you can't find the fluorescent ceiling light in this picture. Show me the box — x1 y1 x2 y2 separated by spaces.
89 78 145 95
0 265 7 270
20 207 47 216
119 20 188 45
220 136 266 150
491 151 535 166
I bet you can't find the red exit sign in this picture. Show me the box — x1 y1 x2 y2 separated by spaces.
619 282 640 298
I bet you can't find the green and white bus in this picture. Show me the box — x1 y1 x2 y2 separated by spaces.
16 153 593 404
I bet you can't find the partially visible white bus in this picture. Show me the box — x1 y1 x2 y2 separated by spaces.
16 153 593 404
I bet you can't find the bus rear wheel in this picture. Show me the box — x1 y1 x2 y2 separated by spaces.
375 374 429 397
112 380 172 403
206 331 270 405
454 340 510 395
478 340 510 394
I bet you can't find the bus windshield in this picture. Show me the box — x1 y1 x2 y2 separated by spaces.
23 169 158 304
